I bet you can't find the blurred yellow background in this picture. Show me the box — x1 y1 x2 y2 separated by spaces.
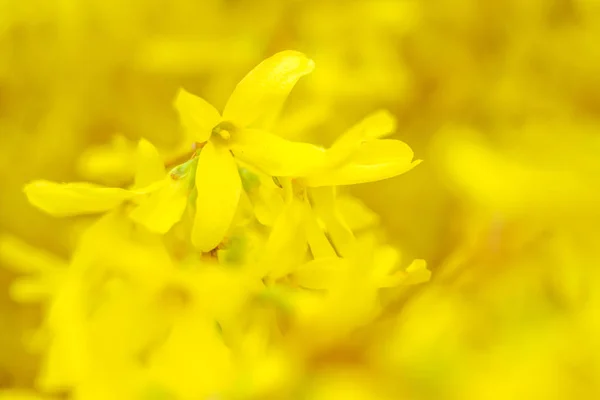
2 0 600 399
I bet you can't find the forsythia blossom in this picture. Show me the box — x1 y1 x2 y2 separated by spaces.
11 51 428 399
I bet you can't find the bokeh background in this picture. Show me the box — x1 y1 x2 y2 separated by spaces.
2 0 600 398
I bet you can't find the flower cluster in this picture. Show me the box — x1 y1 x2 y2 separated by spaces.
3 0 600 399
6 51 428 399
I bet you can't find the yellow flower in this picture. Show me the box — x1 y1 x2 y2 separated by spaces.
23 138 193 235
174 50 327 252
253 110 422 279
299 110 422 187
286 235 429 350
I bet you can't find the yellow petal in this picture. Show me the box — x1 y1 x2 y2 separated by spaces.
403 259 431 285
379 259 430 288
338 110 397 143
129 179 188 234
309 187 356 258
149 315 233 398
303 139 420 187
223 51 315 128
260 198 308 279
192 142 241 252
249 176 285 226
231 129 326 176
10 277 55 303
293 257 350 290
0 234 66 274
134 138 166 188
24 180 136 217
325 110 397 168
370 245 401 285
77 135 137 185
303 208 338 259
336 195 380 232
174 88 221 143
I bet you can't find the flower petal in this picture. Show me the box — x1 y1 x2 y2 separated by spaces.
342 110 397 142
308 187 356 258
248 175 285 226
336 195 380 232
293 257 350 290
325 110 397 168
77 135 137 185
0 235 66 274
303 208 338 259
134 138 166 189
192 142 242 252
260 198 308 280
303 139 420 187
223 51 315 128
230 129 326 177
129 179 188 234
174 88 221 143
379 259 430 288
24 180 136 217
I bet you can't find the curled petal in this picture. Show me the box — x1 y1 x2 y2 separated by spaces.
231 129 326 177
174 88 221 143
24 181 137 217
223 51 315 128
303 139 420 187
192 142 242 252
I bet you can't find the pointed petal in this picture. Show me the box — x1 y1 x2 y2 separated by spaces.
174 88 221 143
129 179 188 234
230 129 326 177
192 142 242 252
223 51 315 128
134 139 166 188
24 180 136 217
303 139 420 187
326 110 397 168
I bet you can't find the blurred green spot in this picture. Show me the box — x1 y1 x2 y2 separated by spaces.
238 167 260 192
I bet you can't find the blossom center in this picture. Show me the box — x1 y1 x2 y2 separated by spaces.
211 121 236 142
